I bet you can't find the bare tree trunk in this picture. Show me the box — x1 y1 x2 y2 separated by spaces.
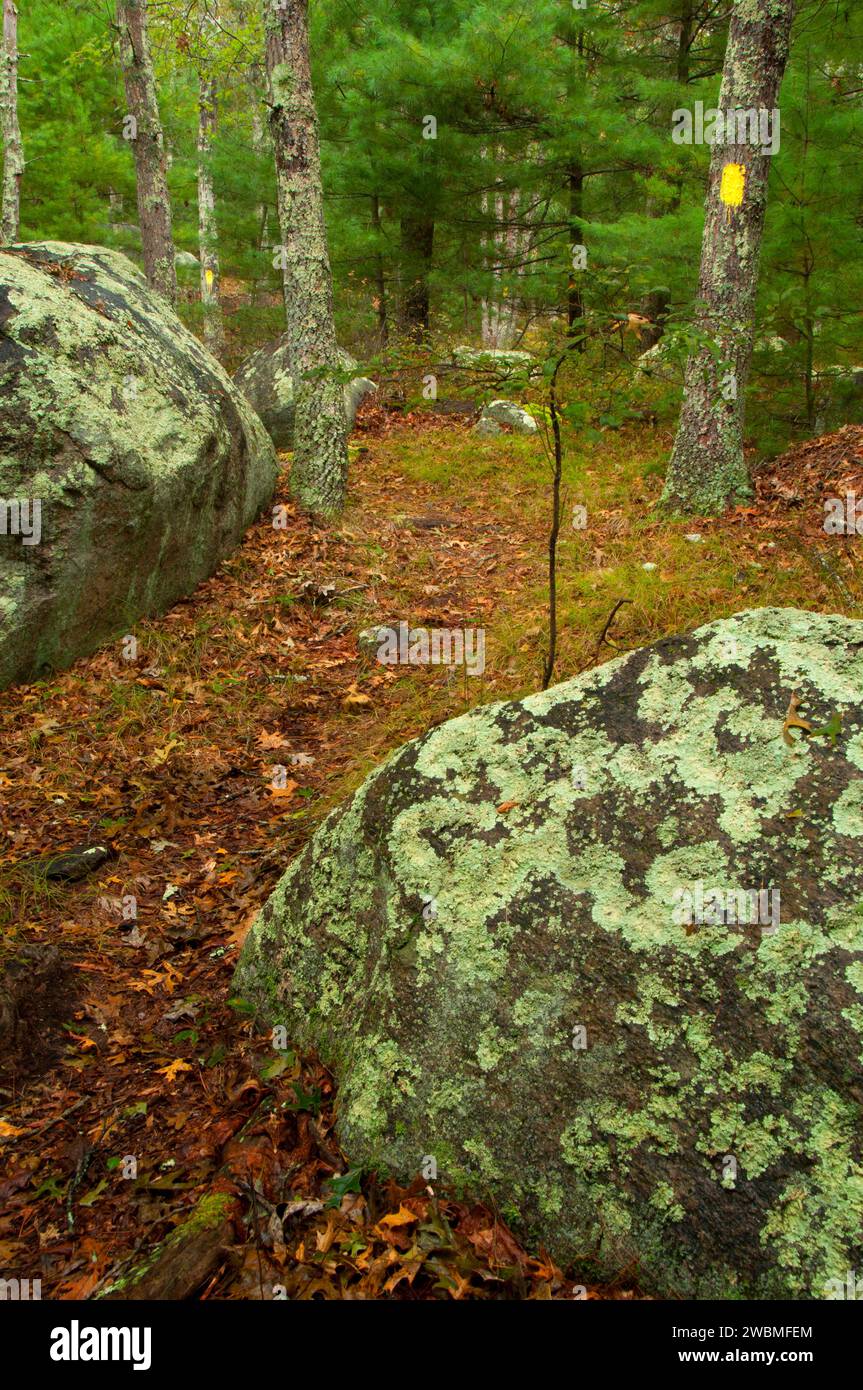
663 0 795 514
480 147 521 351
398 211 434 342
116 0 176 303
0 0 24 244
197 74 224 354
567 163 585 349
248 63 274 306
370 192 388 349
676 1 695 84
262 0 348 519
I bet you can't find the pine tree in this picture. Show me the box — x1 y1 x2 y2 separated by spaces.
262 0 347 518
190 0 225 353
196 72 223 351
116 0 177 302
0 0 24 243
663 0 796 513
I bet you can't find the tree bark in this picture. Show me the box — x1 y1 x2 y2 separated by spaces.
262 0 348 518
663 0 795 514
567 163 585 349
370 192 388 348
116 0 177 303
197 74 224 354
480 147 521 351
676 1 695 85
0 0 23 244
398 211 434 342
248 62 274 305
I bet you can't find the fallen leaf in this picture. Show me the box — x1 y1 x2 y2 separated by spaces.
158 1059 193 1083
783 692 813 747
342 687 372 711
378 1204 419 1229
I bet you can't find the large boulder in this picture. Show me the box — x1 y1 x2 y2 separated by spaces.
233 340 375 451
0 242 278 690
236 608 863 1299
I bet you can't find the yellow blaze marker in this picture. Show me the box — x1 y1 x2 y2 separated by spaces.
205 267 214 290
720 162 746 208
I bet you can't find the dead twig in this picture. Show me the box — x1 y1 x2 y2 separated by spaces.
595 598 634 657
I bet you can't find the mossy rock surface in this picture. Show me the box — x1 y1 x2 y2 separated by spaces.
233 339 375 450
235 608 863 1298
452 345 537 375
0 241 278 689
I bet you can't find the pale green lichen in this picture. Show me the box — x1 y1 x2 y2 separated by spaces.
0 242 278 688
235 607 863 1298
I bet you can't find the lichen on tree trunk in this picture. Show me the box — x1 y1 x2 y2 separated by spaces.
197 72 224 354
663 0 795 515
116 0 177 304
0 0 24 245
262 0 348 520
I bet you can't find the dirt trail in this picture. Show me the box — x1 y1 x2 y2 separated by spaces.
1 416 608 1300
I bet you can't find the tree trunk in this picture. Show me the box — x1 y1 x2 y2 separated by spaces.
676 1 695 85
262 0 348 519
197 75 224 354
370 192 388 348
663 0 795 514
116 0 176 303
480 147 521 351
249 63 273 306
398 212 434 342
567 163 585 349
0 0 24 244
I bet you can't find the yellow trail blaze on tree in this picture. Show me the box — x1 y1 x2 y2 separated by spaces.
720 162 746 208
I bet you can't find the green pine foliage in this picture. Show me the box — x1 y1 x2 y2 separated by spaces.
4 0 862 445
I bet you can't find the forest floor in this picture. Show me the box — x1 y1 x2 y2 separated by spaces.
1 412 862 1300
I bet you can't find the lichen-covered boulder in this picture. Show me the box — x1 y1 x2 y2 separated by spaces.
0 242 278 690
233 340 375 451
236 608 863 1298
635 336 685 382
474 400 538 436
453 345 536 376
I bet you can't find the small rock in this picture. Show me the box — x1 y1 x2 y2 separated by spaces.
475 400 538 436
453 346 536 375
43 844 110 882
358 626 390 659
